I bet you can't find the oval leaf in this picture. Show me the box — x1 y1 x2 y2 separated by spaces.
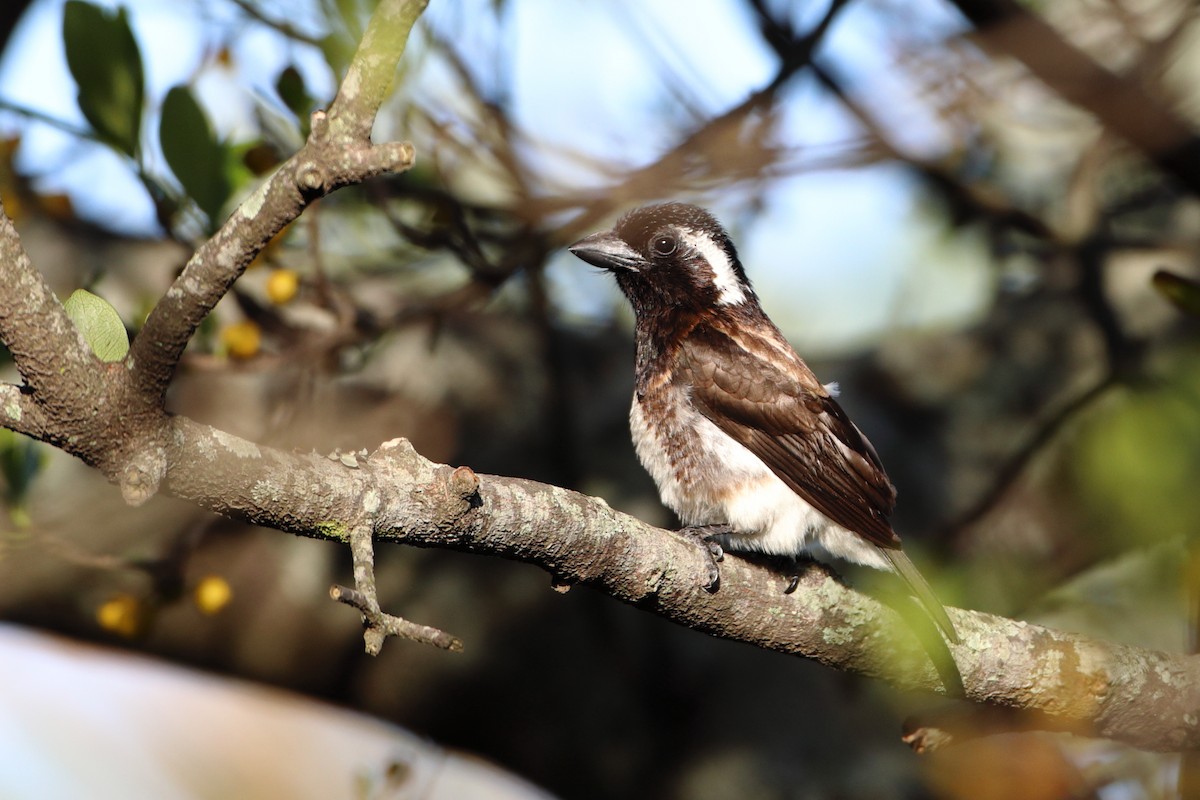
160 85 231 226
275 66 313 121
62 1 145 158
64 289 129 362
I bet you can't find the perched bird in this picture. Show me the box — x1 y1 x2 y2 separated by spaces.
569 202 958 643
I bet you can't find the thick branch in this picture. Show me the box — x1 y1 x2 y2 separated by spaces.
147 422 1200 752
0 303 1195 749
0 0 423 506
0 207 99 412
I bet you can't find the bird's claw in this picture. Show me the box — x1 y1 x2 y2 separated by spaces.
680 524 730 593
782 555 801 594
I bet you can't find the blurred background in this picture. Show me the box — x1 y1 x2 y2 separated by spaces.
0 0 1198 797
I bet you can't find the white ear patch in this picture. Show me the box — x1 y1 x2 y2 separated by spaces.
680 230 747 306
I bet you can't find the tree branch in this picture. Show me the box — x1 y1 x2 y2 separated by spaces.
109 419 1200 752
333 508 464 653
949 0 1200 197
0 206 99 408
227 0 322 46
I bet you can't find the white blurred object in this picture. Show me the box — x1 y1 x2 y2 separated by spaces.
0 624 555 800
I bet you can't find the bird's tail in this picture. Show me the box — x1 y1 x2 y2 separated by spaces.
881 549 960 644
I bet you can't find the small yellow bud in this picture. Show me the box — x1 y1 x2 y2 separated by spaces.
221 320 261 359
266 268 299 305
96 594 141 638
193 575 233 615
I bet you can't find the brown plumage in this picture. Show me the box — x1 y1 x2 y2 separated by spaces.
570 202 958 643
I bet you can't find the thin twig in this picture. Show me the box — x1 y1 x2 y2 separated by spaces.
330 583 463 653
0 99 94 139
940 375 1117 538
331 514 463 653
227 0 322 46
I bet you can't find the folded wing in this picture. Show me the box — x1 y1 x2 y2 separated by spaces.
680 324 902 550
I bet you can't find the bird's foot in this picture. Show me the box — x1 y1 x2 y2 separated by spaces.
679 523 729 593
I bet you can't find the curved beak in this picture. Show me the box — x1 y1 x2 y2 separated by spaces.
568 231 642 272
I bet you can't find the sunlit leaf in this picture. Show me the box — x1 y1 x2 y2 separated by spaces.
63 288 129 362
62 1 145 158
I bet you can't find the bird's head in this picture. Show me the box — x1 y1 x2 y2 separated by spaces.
569 203 756 316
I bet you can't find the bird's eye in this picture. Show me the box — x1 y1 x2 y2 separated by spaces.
651 235 677 256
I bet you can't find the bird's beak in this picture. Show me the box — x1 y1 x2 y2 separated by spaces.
568 231 642 272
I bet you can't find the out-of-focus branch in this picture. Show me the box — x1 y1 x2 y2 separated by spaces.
949 0 1200 197
525 0 852 236
939 374 1117 538
810 61 1059 242
227 0 322 46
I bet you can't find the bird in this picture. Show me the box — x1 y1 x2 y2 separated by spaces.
568 202 958 643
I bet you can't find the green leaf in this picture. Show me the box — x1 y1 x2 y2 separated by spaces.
160 86 232 226
62 1 145 158
275 66 314 122
1152 270 1200 317
64 289 129 362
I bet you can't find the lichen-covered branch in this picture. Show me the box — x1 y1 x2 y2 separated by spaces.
144 421 1200 752
0 207 101 423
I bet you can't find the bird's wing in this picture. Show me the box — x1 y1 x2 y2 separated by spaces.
680 324 901 550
